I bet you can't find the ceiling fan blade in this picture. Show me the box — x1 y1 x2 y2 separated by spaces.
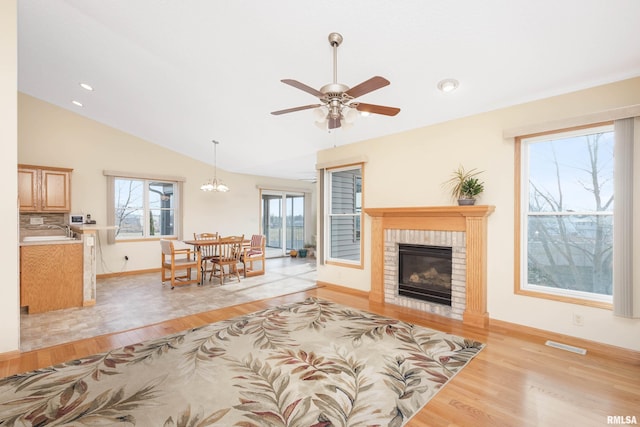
281 79 325 98
271 104 322 115
345 76 390 99
355 102 400 116
328 117 341 129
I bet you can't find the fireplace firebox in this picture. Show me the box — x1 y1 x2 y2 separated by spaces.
398 244 452 306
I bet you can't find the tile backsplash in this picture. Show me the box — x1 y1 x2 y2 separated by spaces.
20 213 67 235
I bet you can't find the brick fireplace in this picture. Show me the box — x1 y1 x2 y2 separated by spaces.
365 206 495 328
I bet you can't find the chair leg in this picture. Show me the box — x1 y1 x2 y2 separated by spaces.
213 264 222 285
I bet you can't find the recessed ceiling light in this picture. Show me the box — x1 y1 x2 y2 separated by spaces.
72 100 83 107
437 79 459 93
360 111 370 117
79 82 94 91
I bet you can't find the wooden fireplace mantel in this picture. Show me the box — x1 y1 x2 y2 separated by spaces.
365 205 495 328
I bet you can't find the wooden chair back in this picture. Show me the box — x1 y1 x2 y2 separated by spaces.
193 232 219 258
242 234 266 277
160 239 201 289
211 235 244 284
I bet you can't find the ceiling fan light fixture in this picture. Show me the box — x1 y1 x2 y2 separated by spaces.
201 140 230 192
344 108 358 124
341 120 354 130
437 78 459 93
271 32 400 129
313 107 327 122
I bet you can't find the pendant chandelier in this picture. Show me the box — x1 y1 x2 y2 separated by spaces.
200 140 229 192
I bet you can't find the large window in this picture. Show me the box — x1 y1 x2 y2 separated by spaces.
325 164 363 266
517 124 614 305
113 177 178 240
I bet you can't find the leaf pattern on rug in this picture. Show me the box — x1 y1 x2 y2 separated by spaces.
0 297 484 426
269 349 340 381
163 404 231 427
229 353 315 427
312 346 381 427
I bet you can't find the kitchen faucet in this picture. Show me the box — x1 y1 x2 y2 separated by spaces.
45 224 73 237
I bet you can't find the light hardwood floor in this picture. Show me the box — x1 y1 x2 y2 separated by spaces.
2 284 639 426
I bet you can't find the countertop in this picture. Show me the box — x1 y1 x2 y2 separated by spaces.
71 225 118 232
20 237 83 246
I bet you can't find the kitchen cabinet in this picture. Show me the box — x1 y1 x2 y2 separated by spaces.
20 242 83 313
18 164 72 212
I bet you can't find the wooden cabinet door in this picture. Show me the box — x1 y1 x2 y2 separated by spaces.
20 243 83 313
18 165 72 212
18 168 38 212
41 169 71 211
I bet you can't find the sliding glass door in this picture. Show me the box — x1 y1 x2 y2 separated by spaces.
286 195 304 251
262 191 305 256
263 194 283 252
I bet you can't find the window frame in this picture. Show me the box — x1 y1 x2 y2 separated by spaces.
105 171 184 243
514 122 614 309
324 163 364 269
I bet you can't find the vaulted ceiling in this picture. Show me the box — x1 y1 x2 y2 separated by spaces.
18 1 640 180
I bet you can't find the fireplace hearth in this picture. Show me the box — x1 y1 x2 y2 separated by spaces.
398 244 452 305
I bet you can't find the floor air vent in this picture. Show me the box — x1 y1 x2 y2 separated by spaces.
545 340 587 355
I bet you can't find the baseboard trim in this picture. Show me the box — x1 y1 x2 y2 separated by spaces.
0 350 20 362
490 318 640 365
98 268 159 279
316 281 370 298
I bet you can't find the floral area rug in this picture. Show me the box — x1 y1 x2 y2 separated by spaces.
0 298 484 426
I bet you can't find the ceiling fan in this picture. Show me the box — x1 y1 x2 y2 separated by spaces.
271 32 400 129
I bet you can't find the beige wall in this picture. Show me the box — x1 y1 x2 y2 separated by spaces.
318 77 640 351
0 0 19 354
18 93 316 275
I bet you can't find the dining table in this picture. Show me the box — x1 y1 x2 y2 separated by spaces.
182 238 250 285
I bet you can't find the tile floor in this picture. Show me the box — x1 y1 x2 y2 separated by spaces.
20 256 317 352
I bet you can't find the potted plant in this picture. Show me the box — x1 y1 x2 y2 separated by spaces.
444 165 485 205
303 242 316 258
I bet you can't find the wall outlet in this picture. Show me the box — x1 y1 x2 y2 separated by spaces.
572 313 584 326
29 217 44 225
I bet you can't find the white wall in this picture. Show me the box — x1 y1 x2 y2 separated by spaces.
0 0 19 354
317 77 640 351
18 93 316 275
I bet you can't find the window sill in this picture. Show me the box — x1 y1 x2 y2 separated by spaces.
515 288 612 310
326 260 364 270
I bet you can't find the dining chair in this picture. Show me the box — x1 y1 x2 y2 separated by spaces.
193 232 219 282
211 235 244 285
241 234 266 277
160 239 201 289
